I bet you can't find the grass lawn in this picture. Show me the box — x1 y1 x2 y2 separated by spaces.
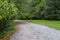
24 20 60 30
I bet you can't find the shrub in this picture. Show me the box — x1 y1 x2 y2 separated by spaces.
0 0 18 39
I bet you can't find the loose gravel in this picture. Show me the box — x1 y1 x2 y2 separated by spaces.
10 23 60 40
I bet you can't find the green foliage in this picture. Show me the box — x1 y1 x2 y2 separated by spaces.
15 0 60 20
0 0 18 39
0 0 18 20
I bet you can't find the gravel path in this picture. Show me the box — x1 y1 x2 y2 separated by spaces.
10 23 60 40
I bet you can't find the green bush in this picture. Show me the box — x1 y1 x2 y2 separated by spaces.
0 0 18 38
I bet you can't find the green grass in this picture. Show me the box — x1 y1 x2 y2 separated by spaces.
24 20 60 30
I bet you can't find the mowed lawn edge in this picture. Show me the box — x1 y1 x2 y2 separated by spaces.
23 20 60 30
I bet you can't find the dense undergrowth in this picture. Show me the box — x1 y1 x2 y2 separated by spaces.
0 0 18 39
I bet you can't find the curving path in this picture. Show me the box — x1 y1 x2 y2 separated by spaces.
10 23 60 40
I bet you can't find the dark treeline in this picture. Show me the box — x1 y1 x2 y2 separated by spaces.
15 0 60 20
